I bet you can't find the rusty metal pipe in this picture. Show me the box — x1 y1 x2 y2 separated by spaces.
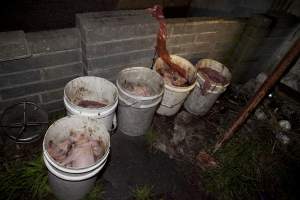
214 37 300 152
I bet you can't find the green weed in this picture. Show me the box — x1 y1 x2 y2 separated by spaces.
145 128 158 152
0 155 50 200
132 184 154 200
201 124 300 200
84 180 104 200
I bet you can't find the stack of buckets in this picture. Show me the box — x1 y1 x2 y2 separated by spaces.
43 77 117 200
43 55 230 200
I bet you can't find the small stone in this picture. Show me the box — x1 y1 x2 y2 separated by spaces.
276 132 290 145
256 72 268 84
171 125 186 145
278 120 291 131
255 72 268 91
196 151 218 170
171 111 192 145
154 142 167 153
241 78 256 94
174 110 193 124
254 108 267 120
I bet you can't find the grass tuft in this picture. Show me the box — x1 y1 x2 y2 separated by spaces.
201 124 300 200
145 128 158 152
84 180 104 200
132 184 154 200
0 155 50 200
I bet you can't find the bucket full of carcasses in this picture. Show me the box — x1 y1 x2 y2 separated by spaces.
64 76 118 131
43 115 110 200
154 55 197 116
116 67 164 136
184 59 231 116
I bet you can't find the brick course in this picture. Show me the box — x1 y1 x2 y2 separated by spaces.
0 10 247 114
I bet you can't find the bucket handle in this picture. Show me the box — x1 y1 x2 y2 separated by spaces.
119 95 139 107
160 98 186 108
108 114 117 133
119 95 162 109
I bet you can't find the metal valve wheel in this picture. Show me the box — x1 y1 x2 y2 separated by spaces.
0 101 49 143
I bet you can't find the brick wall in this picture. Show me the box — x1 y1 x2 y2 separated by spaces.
76 10 159 81
77 10 245 81
166 17 245 64
0 10 246 115
0 28 83 115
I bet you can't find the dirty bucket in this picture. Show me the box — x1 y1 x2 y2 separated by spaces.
43 115 110 200
154 55 197 116
116 67 164 136
64 76 118 131
184 59 231 116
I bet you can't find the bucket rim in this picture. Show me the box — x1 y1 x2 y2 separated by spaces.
195 80 226 94
163 79 197 92
43 148 110 174
64 96 118 118
196 58 231 88
43 115 110 174
43 155 107 181
64 76 119 111
153 55 197 91
116 67 164 101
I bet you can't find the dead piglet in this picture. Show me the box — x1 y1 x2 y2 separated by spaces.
132 85 151 96
77 99 108 108
61 142 95 168
57 138 72 154
69 131 89 144
158 67 187 87
125 82 151 97
47 140 68 162
170 71 187 86
88 138 106 160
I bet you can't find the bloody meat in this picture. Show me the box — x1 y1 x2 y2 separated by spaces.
198 68 228 95
148 5 189 85
124 82 151 97
198 68 228 85
77 100 107 108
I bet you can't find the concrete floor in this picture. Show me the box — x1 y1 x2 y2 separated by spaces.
99 130 204 200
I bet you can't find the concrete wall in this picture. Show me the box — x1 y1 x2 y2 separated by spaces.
231 14 299 83
273 24 300 92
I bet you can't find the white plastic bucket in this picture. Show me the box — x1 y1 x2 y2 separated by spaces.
116 67 164 136
64 76 118 131
184 59 231 116
154 55 197 116
43 115 110 200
